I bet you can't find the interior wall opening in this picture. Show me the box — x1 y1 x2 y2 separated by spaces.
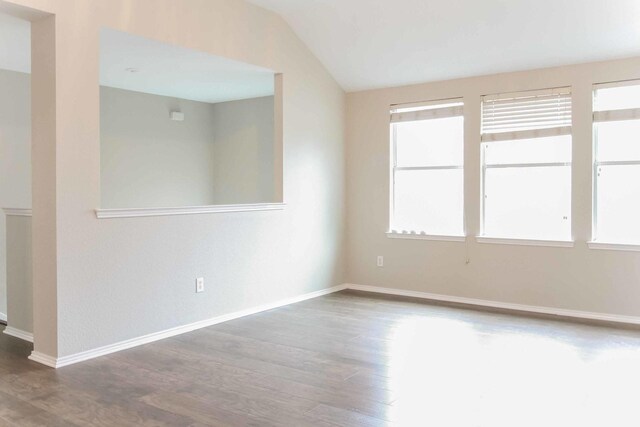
98 28 283 211
0 11 33 342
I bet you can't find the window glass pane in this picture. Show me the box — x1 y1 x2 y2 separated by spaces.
483 166 571 240
483 135 571 165
595 165 640 244
595 120 640 162
594 84 640 111
394 116 463 167
392 169 464 235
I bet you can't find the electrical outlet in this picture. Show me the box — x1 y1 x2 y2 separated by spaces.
377 256 384 267
196 277 205 293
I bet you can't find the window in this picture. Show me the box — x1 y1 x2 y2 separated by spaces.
592 81 640 245
389 99 464 237
480 88 572 242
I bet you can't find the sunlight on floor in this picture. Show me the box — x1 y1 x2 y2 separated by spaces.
384 315 640 427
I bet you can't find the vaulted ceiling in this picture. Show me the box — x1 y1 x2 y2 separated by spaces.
0 14 275 104
247 0 640 92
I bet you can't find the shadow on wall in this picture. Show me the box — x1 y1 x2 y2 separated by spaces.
100 88 275 209
0 69 32 326
4 213 32 336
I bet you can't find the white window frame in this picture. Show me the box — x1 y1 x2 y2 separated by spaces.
479 155 573 240
478 87 574 245
388 98 465 241
589 80 640 251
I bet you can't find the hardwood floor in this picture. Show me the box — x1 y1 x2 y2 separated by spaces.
2 290 640 426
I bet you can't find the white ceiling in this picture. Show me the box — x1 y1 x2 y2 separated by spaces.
0 16 274 104
247 0 640 92
100 29 275 104
4 2 640 94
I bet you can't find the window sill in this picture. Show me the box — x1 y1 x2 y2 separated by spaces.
386 232 466 242
95 203 286 219
476 236 574 248
587 242 640 252
2 208 32 217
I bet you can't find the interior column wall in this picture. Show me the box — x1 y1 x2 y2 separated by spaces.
5 0 346 360
30 11 58 357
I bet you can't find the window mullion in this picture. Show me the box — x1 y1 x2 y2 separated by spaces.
595 160 640 167
394 165 463 171
484 162 571 169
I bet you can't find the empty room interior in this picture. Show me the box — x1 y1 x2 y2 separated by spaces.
1 0 640 425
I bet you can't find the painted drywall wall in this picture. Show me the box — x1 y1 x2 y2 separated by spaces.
211 96 274 204
2 0 345 358
101 88 274 208
0 69 31 320
100 87 219 208
1 73 276 334
347 56 640 317
5 214 32 333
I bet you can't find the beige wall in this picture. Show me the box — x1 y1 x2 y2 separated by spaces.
101 87 221 208
5 215 32 333
0 69 31 319
2 0 345 359
12 0 639 363
98 87 275 208
347 56 640 317
212 96 274 204
101 89 275 209
2 75 275 332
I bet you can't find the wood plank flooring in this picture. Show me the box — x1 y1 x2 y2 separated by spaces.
2 290 640 426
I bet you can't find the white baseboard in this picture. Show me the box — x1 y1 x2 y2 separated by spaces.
3 326 34 343
30 281 640 369
0 312 6 323
345 283 640 326
30 284 348 369
28 351 57 367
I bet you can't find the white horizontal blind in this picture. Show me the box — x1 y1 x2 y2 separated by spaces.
390 99 463 123
482 87 572 142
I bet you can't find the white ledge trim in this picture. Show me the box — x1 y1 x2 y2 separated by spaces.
386 232 466 242
95 202 286 219
476 236 574 248
587 242 640 252
0 312 6 322
2 208 32 217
